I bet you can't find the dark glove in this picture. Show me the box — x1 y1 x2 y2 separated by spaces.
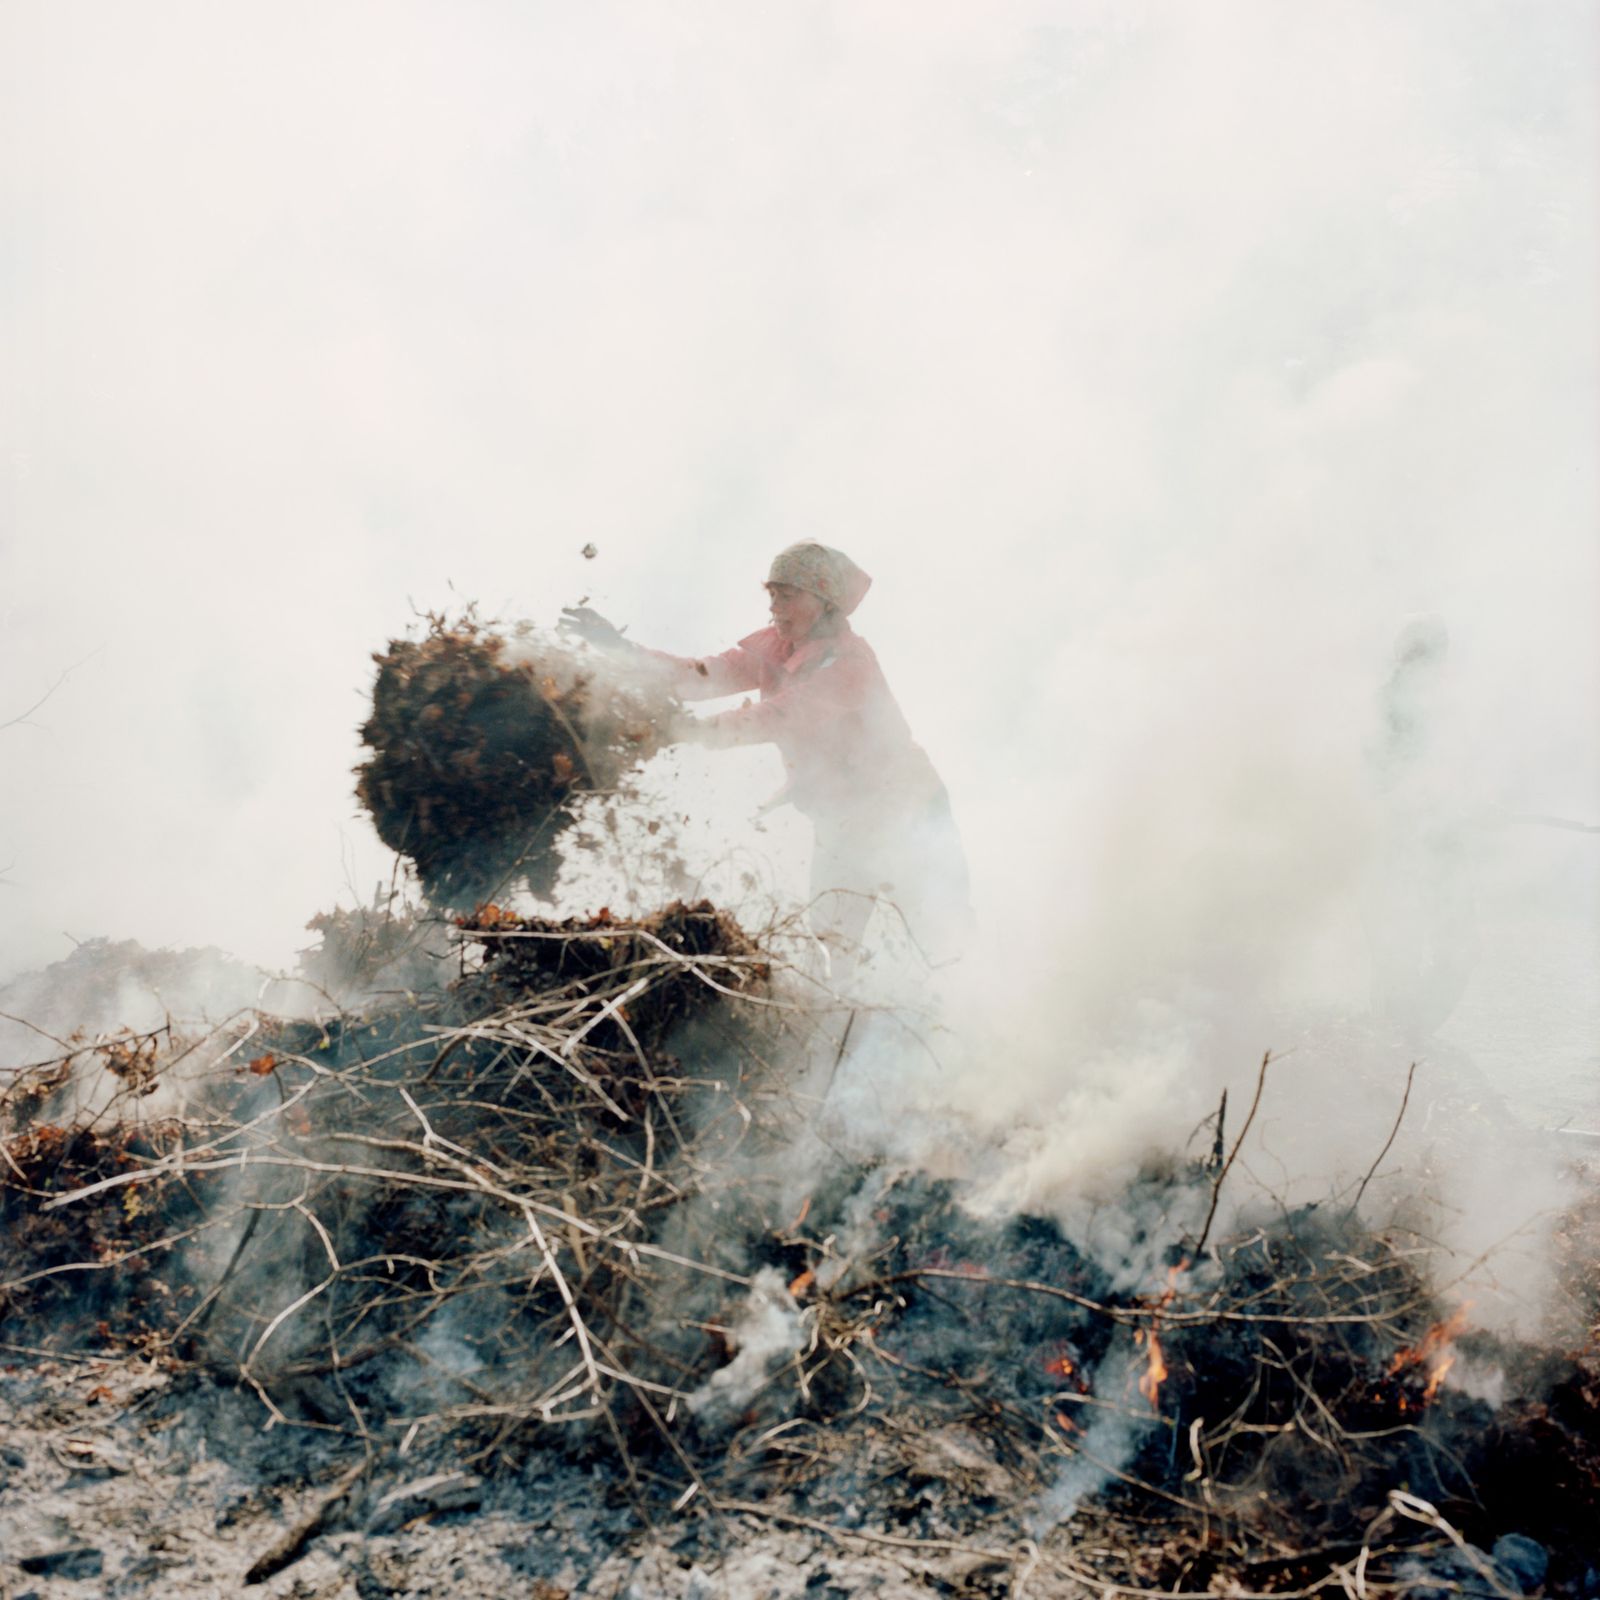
559 606 630 651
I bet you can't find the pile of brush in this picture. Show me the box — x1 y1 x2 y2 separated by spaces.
460 899 770 1061
0 1102 216 1351
355 612 676 904
0 902 775 1434
3 908 1598 1594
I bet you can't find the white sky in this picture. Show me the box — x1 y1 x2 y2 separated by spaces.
3 0 1596 1078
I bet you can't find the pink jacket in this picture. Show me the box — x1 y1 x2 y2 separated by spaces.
649 622 945 821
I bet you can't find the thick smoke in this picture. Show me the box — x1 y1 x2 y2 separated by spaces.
3 2 1594 1341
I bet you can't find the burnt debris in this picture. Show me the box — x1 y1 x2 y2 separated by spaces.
2 907 1598 1594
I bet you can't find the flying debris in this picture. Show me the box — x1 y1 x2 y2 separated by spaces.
354 611 675 904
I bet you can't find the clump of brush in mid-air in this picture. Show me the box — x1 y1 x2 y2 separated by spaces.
355 611 676 905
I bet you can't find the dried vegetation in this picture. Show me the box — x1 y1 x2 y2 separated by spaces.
2 910 1597 1595
354 613 674 904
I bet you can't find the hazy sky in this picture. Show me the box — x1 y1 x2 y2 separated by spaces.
3 0 1596 1045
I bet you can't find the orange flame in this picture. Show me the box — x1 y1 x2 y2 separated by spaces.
1422 1352 1455 1403
1138 1330 1169 1406
788 1268 815 1299
1390 1305 1471 1404
1132 1259 1187 1410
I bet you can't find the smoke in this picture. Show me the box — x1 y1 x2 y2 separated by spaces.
0 937 317 1081
685 1267 807 1425
1030 1342 1154 1536
2 1 1595 1333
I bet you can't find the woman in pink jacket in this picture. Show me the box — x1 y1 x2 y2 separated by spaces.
565 542 971 970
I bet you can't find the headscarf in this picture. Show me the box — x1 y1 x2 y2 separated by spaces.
766 542 872 616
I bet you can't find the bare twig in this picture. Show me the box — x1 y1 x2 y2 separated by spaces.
1195 1051 1274 1257
1350 1062 1416 1217
242 1459 367 1584
1 651 97 733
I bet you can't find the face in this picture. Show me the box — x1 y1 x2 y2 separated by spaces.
766 582 828 642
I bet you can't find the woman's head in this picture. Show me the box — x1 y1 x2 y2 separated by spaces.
764 543 872 642
765 581 830 642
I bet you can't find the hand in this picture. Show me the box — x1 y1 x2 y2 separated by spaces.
559 606 629 650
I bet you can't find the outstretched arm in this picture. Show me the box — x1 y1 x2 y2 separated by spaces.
695 651 871 747
560 607 761 701
641 643 764 701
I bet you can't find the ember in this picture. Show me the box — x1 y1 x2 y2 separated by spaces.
1041 1345 1085 1385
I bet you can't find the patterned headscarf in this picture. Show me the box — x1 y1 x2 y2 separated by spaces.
766 542 872 616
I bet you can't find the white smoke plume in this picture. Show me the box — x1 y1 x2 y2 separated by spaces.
1030 1342 1156 1536
2 3 1594 1328
686 1266 807 1424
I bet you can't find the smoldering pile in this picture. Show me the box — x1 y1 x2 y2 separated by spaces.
0 900 768 1384
3 909 1597 1598
355 612 676 904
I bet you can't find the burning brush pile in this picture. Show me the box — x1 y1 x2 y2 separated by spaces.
355 611 676 904
2 908 1599 1595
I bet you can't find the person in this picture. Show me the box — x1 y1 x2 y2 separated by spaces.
563 542 972 975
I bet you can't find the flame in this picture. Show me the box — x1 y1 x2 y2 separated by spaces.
1389 1305 1471 1405
1133 1259 1186 1410
1054 1410 1080 1435
788 1268 815 1299
1389 1305 1471 1373
1422 1352 1455 1403
1138 1330 1169 1406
